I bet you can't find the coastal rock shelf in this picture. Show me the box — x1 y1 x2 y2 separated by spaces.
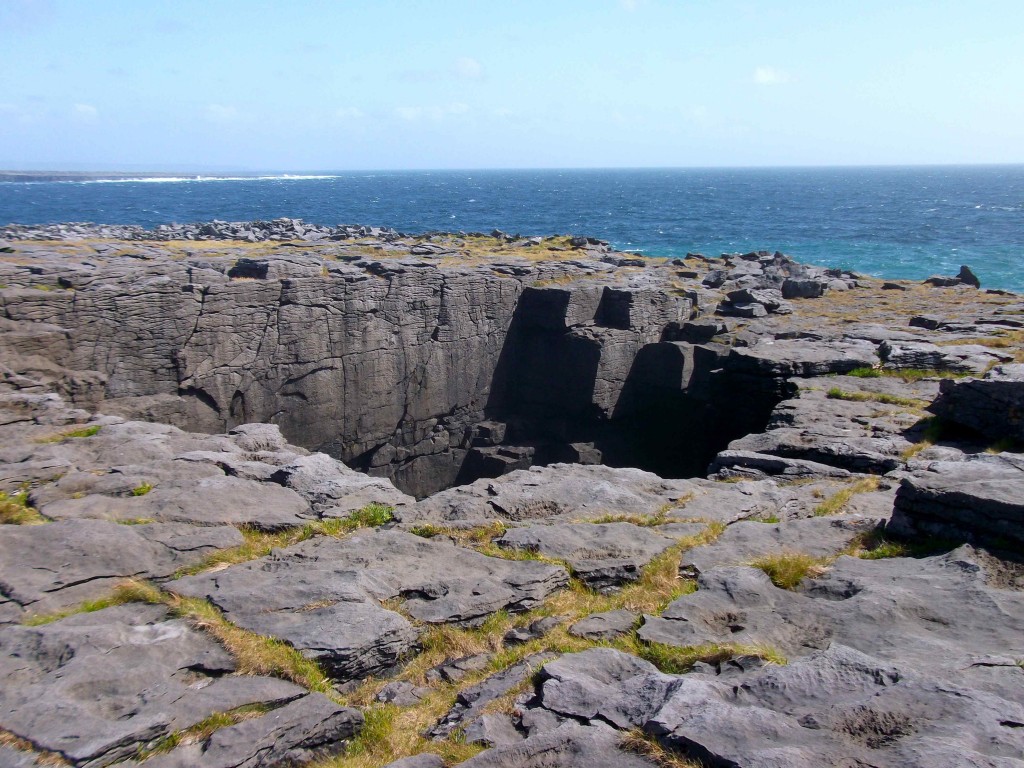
1 222 1023 767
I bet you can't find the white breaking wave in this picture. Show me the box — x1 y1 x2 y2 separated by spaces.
76 174 340 184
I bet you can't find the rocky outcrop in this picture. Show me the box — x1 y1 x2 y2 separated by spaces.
930 363 1024 442
4 224 1024 768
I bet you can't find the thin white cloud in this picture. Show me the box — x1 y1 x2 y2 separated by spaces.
334 107 365 120
71 103 98 123
619 0 640 10
205 104 239 123
753 66 790 85
454 56 483 79
395 103 470 122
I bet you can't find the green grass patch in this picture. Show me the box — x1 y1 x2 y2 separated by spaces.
847 529 961 560
130 482 154 496
846 367 882 378
879 368 971 383
141 703 273 758
0 490 46 525
752 514 781 524
628 639 786 674
22 580 163 625
35 424 101 443
169 594 335 693
175 504 395 577
826 386 922 407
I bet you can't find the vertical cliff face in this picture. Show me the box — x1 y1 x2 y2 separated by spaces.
0 235 806 496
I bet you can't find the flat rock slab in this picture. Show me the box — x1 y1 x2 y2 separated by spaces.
677 477 852 524
679 515 880 578
722 386 923 474
641 546 1024 693
569 609 638 640
890 454 1024 548
0 519 242 623
134 693 362 768
931 364 1024 442
405 464 698 525
460 722 658 768
168 530 568 681
496 522 677 591
725 339 879 377
0 604 308 767
880 339 1012 374
38 474 312 530
514 645 1024 768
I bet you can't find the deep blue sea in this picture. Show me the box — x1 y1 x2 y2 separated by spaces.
2 166 1023 290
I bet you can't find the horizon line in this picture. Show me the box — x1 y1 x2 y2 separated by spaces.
3 161 1024 176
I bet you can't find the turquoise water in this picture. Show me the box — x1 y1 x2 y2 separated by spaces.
2 166 1023 290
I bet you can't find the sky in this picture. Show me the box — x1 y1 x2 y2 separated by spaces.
0 0 1022 170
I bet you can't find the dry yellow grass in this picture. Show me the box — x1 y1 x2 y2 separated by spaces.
748 551 830 590
620 730 706 768
0 490 46 525
812 477 880 517
0 729 69 766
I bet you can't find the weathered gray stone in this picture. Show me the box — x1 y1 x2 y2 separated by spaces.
169 530 567 680
890 455 1024 549
0 519 242 623
880 339 1011 374
930 364 1024 443
405 464 698 525
138 693 363 768
429 654 557 740
648 644 1024 768
38 474 311 530
679 515 882 578
726 339 878 377
642 547 1024 691
569 609 638 640
459 722 658 768
0 605 307 767
496 522 677 591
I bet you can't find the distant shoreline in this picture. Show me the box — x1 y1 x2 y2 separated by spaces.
0 171 270 183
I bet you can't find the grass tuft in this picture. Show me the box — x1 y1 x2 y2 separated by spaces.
168 594 335 693
0 729 70 766
811 477 880 517
620 730 705 768
35 424 101 443
900 417 950 460
22 579 163 625
826 386 922 407
748 551 829 589
845 529 960 560
846 367 881 378
624 638 786 675
0 490 46 525
130 482 154 496
175 504 395 577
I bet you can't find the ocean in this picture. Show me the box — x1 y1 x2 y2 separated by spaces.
2 166 1023 291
